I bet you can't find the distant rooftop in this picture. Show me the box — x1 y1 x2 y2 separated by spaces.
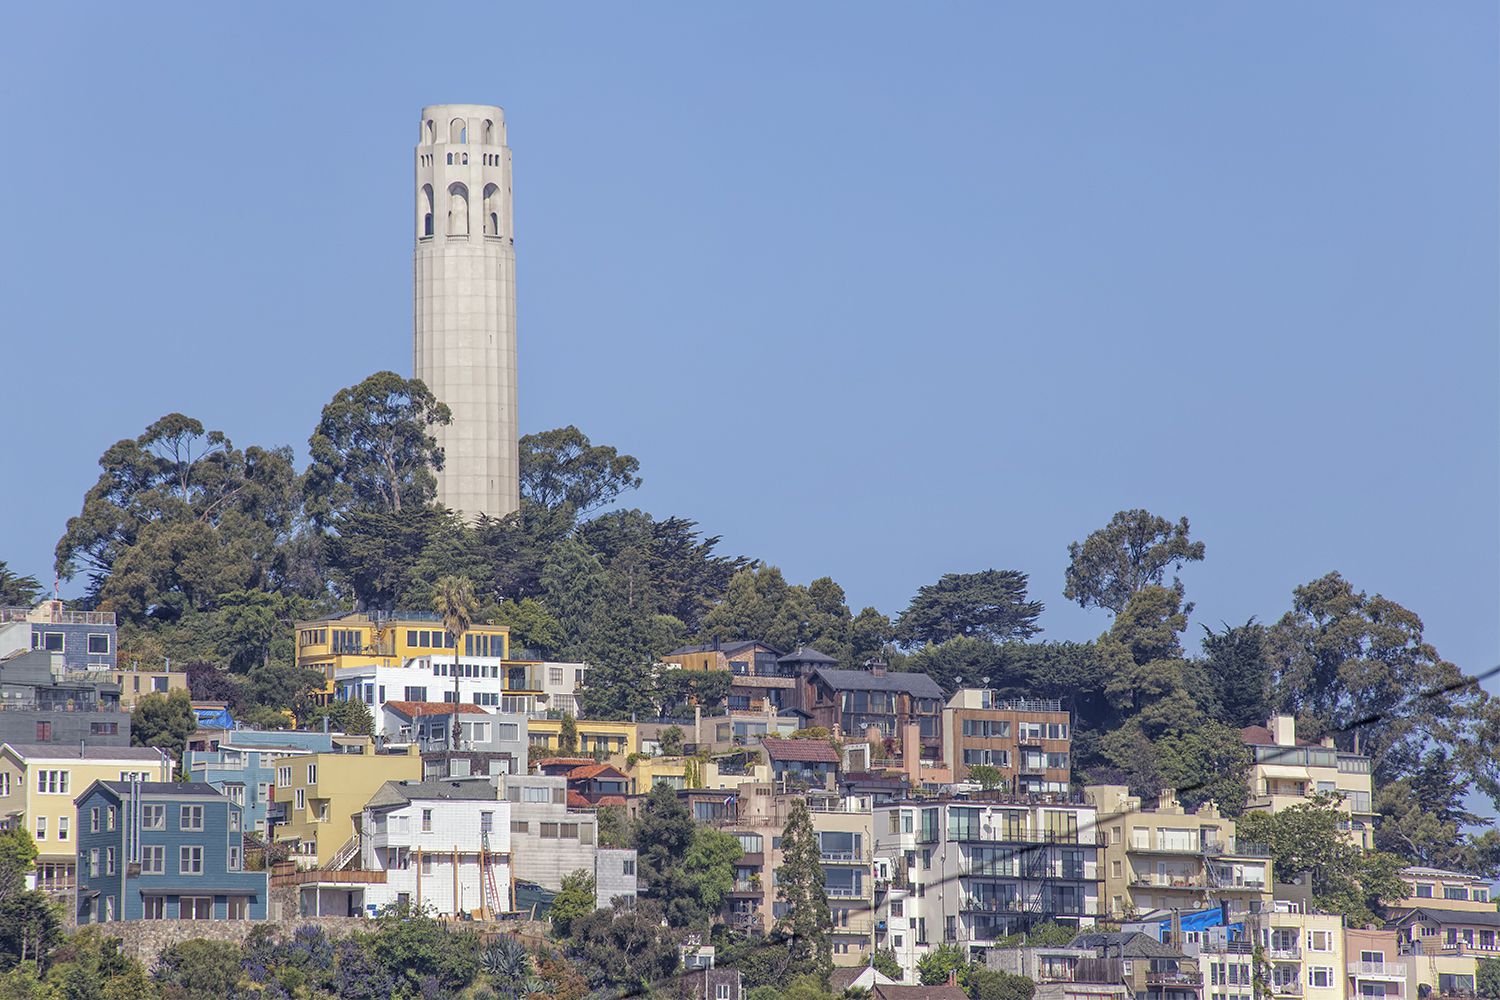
383 701 491 719
811 667 943 698
666 640 783 657
762 736 841 764
3 743 167 762
0 602 116 627
94 781 224 798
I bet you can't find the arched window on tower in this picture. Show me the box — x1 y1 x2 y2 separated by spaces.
483 183 501 236
425 119 435 144
421 184 434 238
483 119 494 144
450 118 466 144
448 183 469 236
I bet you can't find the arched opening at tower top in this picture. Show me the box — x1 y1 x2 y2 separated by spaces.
450 118 466 144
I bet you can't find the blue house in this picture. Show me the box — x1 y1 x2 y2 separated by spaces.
185 731 336 836
73 780 267 924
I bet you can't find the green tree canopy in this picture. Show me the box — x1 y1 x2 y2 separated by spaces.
1064 509 1205 614
519 426 642 516
895 570 1044 647
130 689 196 765
550 869 597 938
0 563 42 608
1237 795 1407 925
775 797 832 980
304 371 451 523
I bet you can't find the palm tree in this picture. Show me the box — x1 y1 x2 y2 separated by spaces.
432 575 478 765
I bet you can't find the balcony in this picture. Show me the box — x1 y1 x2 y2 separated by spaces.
1267 946 1302 961
820 849 871 864
826 884 870 899
1131 873 1208 889
1145 971 1203 987
1348 963 1405 980
1269 983 1303 996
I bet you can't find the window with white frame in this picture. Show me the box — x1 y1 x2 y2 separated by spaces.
142 804 165 830
36 770 69 794
295 789 306 811
0 773 9 796
180 846 204 875
307 764 317 784
142 846 165 875
277 766 292 786
180 805 204 831
1309 968 1334 989
57 816 69 842
34 816 45 840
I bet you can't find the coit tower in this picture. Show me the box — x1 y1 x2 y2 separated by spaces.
413 104 519 519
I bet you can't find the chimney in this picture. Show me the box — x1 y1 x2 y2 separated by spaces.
947 970 958 987
1270 715 1296 747
868 660 887 677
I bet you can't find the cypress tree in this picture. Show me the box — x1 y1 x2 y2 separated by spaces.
774 798 832 980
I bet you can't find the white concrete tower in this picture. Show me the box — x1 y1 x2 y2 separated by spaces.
414 104 519 519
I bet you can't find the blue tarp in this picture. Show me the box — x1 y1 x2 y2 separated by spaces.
194 707 234 729
1147 906 1246 941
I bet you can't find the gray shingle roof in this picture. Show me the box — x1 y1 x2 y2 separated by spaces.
811 668 943 698
94 781 225 798
666 641 780 657
778 646 838 664
365 778 500 809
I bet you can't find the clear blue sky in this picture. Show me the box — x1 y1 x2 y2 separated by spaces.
2 5 1495 681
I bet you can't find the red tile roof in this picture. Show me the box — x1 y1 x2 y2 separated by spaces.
567 790 626 809
383 701 491 719
567 763 627 781
761 737 841 764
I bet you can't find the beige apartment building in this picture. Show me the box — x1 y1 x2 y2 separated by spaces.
1260 905 1347 1000
1087 786 1272 921
1241 716 1376 848
703 784 876 966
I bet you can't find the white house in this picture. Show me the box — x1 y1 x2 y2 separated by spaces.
353 778 512 917
334 656 588 733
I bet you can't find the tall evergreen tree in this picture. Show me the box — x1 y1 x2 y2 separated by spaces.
774 798 832 981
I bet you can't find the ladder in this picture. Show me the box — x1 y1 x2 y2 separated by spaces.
481 830 504 918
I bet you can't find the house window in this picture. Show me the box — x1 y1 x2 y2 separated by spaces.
226 784 245 805
422 809 433 832
229 846 242 871
142 846 165 875
90 807 100 832
623 858 636 876
178 897 212 920
549 667 564 686
1308 931 1332 952
36 770 70 794
511 821 528 834
1309 968 1334 989
716 985 731 1000
87 634 111 654
307 764 317 784
277 766 292 786
105 896 115 922
421 854 434 875
1445 886 1470 900
88 849 98 877
295 789 306 810
227 897 249 920
143 896 166 920
180 805 204 831
106 848 115 875
480 811 493 834
180 846 204 875
0 774 8 797
39 632 64 652
34 721 51 741
34 815 45 840
107 807 116 831
142 805 165 830
57 816 68 842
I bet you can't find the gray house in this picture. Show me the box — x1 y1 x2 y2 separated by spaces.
0 650 129 747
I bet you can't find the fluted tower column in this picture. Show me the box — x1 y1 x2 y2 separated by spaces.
414 103 519 519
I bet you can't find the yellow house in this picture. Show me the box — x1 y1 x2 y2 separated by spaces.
0 743 172 891
270 739 421 868
527 719 638 760
625 755 732 795
293 613 514 692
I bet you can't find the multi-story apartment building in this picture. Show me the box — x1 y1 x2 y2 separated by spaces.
185 730 338 836
707 786 877 966
697 711 802 752
0 601 117 672
873 796 1102 978
0 650 130 747
1241 716 1376 849
270 741 421 867
944 692 1072 793
527 717 637 759
1259 903 1347 1000
1344 928 1406 1000
73 780 267 923
803 666 944 759
1087 785 1272 920
1386 867 1495 998
498 772 638 895
301 613 581 717
0 743 170 891
333 655 545 720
